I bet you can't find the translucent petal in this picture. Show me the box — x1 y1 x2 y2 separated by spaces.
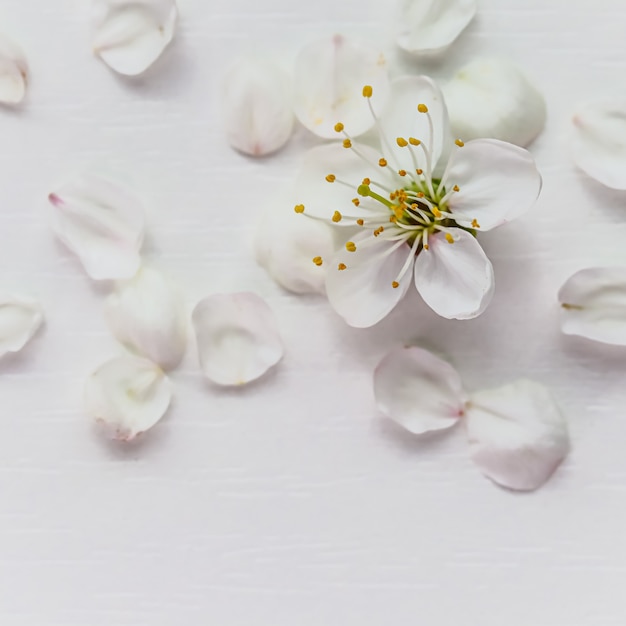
466 380 570 491
192 293 283 386
558 267 626 345
0 33 28 104
374 346 465 435
222 56 294 156
92 0 178 76
105 266 188 369
85 355 172 441
49 172 145 280
442 58 547 147
293 34 390 139
0 294 44 359
571 100 626 190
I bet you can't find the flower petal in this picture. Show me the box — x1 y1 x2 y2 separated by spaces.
49 172 145 280
442 57 546 147
374 346 465 435
85 355 172 441
466 380 570 491
558 267 626 345
571 101 626 190
92 0 177 76
414 228 493 320
192 293 283 386
293 34 390 139
396 0 477 55
222 56 294 156
0 294 44 359
326 232 413 328
446 139 542 231
105 266 187 369
0 33 28 104
378 76 449 171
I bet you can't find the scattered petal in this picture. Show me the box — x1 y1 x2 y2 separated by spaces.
105 266 187 369
49 172 145 280
466 380 570 491
293 34 390 138
0 33 28 104
442 57 547 147
192 293 283 386
0 294 44 359
85 355 172 441
558 267 626 345
91 0 178 76
396 0 477 56
222 56 294 156
571 100 626 189
374 346 465 435
414 228 494 319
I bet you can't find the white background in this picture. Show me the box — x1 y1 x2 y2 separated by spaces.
1 0 626 624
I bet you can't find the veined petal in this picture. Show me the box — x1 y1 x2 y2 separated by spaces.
49 172 145 280
0 294 44 359
378 76 449 171
571 101 626 190
466 380 570 491
396 0 476 56
442 58 546 147
222 56 294 156
558 267 626 345
105 266 188 370
326 232 412 328
192 293 283 386
85 355 172 441
0 33 28 104
414 228 493 320
446 139 542 231
374 346 465 435
92 0 177 76
293 34 390 139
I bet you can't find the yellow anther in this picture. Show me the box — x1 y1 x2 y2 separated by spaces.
362 85 373 98
396 137 408 147
356 218 364 226
325 174 336 183
312 256 323 266
352 198 360 207
343 138 352 148
417 103 429 113
453 184 460 192
394 206 405 220
334 122 344 133
423 244 429 250
455 139 465 147
398 169 407 177
345 241 357 252
416 191 424 198
445 233 455 244
392 281 400 289
416 168 423 175
409 137 420 146
373 226 385 237
294 204 305 214
432 206 442 218
338 263 347 271
471 219 480 229
378 158 387 167
332 211 342 223
362 177 371 185
389 215 397 223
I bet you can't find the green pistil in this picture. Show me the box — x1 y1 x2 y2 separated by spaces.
358 184 393 208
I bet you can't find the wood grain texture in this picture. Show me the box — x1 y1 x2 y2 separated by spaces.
0 0 625 623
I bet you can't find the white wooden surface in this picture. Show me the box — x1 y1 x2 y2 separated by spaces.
1 1 625 624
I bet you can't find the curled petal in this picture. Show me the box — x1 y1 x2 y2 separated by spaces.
326 232 413 328
222 56 294 156
558 267 626 345
192 293 283 386
105 266 188 370
466 380 570 491
49 172 145 280
442 58 546 147
85 355 172 441
414 228 493 320
293 34 390 139
446 138 542 231
374 346 465 435
0 33 28 104
571 101 626 189
396 0 477 56
92 0 178 76
0 294 44 359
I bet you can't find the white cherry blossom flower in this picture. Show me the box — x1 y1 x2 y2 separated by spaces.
0 294 44 359
374 346 570 491
0 33 28 104
291 76 542 327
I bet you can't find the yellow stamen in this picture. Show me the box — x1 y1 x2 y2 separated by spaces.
338 263 347 271
389 215 397 223
343 138 352 148
398 169 407 177
453 184 460 192
423 244 429 250
334 122 344 133
416 168 423 175
471 219 480 229
312 256 323 266
445 233 455 244
352 198 360 206
392 281 399 289
345 241 357 252
417 103 428 113
332 211 342 223
325 174 336 183
356 218 364 226
455 139 465 147
294 204 305 214
378 158 387 167
432 206 442 218
396 137 408 147
362 177 371 186
409 137 420 146
362 85 373 98
394 206 405 220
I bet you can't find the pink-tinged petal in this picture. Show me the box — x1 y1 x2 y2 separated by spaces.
466 380 570 491
192 293 283 386
558 267 626 345
326 232 413 328
0 294 44 359
374 346 465 435
414 228 493 319
0 33 28 104
446 138 542 231
293 34 390 139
